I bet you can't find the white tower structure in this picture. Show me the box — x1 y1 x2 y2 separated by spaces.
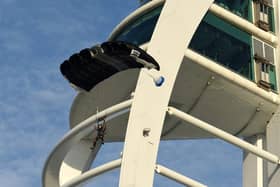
43 0 280 186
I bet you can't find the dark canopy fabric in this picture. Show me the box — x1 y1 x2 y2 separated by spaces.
60 41 159 91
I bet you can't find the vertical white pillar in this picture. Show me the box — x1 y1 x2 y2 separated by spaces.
243 134 265 187
266 107 280 187
264 1 280 185
119 0 214 187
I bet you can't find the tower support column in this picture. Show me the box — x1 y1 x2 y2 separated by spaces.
266 107 280 187
243 134 266 187
119 0 215 187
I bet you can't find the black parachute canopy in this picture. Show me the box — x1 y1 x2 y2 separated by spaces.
60 41 160 91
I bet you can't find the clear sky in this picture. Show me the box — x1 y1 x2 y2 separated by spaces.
0 0 242 186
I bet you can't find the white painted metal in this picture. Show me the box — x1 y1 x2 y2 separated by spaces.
59 140 101 186
265 1 280 185
69 47 280 141
257 136 265 187
168 107 280 164
61 159 122 187
275 0 280 96
155 164 207 187
243 135 265 187
119 1 214 187
42 99 132 187
60 159 209 187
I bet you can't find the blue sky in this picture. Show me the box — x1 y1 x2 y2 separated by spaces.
0 1 242 186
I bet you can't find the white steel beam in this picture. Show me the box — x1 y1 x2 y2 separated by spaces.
155 164 207 187
59 140 101 186
243 135 266 187
167 107 280 165
119 1 215 187
61 159 122 187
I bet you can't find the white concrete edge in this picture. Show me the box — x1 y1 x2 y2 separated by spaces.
42 99 133 187
108 0 277 46
274 0 280 98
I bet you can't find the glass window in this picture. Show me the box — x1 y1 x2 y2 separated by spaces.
259 3 269 23
253 1 275 32
214 0 251 20
114 7 253 80
115 6 162 46
139 0 151 6
189 13 252 79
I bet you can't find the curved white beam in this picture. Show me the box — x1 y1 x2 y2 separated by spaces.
61 159 208 187
59 140 102 186
61 159 122 187
119 0 215 187
42 99 132 187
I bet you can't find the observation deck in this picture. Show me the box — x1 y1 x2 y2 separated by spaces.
70 0 280 140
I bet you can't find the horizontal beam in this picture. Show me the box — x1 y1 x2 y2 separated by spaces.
155 164 207 187
62 159 208 187
61 159 122 187
167 107 280 165
184 49 280 105
209 4 277 46
140 43 280 105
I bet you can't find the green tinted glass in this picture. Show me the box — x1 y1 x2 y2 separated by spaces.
214 0 251 20
114 6 253 80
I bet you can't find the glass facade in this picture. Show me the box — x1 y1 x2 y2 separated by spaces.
189 13 252 79
214 0 252 21
116 6 162 46
114 3 277 91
